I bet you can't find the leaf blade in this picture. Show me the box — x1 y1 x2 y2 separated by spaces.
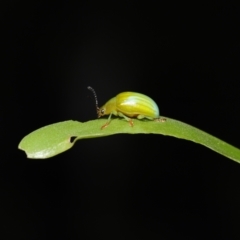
18 117 240 163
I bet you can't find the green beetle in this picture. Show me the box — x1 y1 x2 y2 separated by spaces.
88 86 162 129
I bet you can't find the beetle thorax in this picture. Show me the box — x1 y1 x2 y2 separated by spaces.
98 97 117 117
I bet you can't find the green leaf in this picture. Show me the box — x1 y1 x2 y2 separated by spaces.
18 117 240 163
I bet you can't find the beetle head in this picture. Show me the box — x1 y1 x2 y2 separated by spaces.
97 107 106 117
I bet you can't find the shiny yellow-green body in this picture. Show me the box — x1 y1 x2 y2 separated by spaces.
98 92 159 122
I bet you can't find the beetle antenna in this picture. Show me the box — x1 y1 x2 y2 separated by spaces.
87 86 99 115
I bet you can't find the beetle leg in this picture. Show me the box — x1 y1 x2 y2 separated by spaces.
154 117 167 122
101 122 109 129
128 119 134 127
118 112 134 127
101 113 113 129
137 115 146 120
137 115 166 123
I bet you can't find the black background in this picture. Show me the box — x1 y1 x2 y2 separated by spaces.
1 1 240 239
